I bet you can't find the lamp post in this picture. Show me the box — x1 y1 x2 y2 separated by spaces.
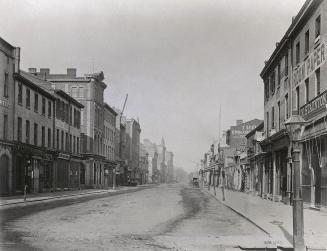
284 111 307 251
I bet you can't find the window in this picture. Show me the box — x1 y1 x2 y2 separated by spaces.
265 79 269 99
277 64 281 87
66 132 69 151
56 99 60 118
305 78 309 103
41 126 45 147
296 42 300 65
315 15 321 38
48 101 52 118
79 87 84 98
285 54 288 76
34 123 38 145
26 88 30 108
316 68 321 96
271 107 275 129
61 131 64 150
70 106 73 125
61 101 65 121
72 87 78 97
296 86 300 111
73 136 76 153
270 71 275 94
69 134 72 152
305 30 310 54
42 97 46 116
277 102 281 130
4 73 8 98
3 114 8 140
18 83 22 105
26 120 30 144
77 137 80 153
17 117 22 142
34 93 38 113
48 128 51 148
56 129 59 149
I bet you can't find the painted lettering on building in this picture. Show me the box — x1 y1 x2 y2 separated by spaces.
293 40 327 86
300 90 327 120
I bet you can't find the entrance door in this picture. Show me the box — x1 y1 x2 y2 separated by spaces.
0 155 9 195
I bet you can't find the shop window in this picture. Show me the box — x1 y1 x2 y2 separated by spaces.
18 83 22 105
17 117 22 142
26 120 30 144
26 88 30 109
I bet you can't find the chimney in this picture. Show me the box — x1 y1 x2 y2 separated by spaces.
40 68 50 79
236 120 243 126
67 68 76 77
28 68 37 74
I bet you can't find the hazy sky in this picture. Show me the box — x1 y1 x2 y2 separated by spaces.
1 0 305 171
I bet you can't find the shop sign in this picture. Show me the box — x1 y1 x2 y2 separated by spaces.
300 90 327 120
0 99 9 108
293 39 327 86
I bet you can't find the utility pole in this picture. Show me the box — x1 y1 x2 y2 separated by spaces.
115 94 128 190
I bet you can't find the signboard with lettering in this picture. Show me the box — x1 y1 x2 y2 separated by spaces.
0 99 9 108
293 39 327 86
300 90 327 120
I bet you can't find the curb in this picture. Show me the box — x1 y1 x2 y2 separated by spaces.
203 188 271 237
0 185 156 207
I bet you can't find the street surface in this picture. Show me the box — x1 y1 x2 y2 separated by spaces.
0 184 268 250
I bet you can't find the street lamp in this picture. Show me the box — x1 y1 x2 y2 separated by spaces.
284 111 307 251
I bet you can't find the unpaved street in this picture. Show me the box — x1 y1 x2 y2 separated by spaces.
1 184 267 250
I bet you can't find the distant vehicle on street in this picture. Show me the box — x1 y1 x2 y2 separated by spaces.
192 177 199 188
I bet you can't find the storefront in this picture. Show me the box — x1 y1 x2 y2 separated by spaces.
260 129 291 202
13 143 55 194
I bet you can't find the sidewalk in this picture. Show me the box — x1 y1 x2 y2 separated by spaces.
205 186 327 250
0 184 153 207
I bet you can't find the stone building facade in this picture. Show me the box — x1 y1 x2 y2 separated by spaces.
260 0 327 206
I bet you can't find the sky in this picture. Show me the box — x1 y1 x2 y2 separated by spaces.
0 0 305 171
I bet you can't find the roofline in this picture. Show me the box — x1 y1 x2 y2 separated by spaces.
14 73 56 101
0 36 15 50
260 0 321 78
104 103 118 116
245 122 264 138
55 89 84 108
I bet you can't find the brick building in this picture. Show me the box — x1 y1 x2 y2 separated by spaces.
0 37 20 195
33 68 107 188
260 0 327 206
